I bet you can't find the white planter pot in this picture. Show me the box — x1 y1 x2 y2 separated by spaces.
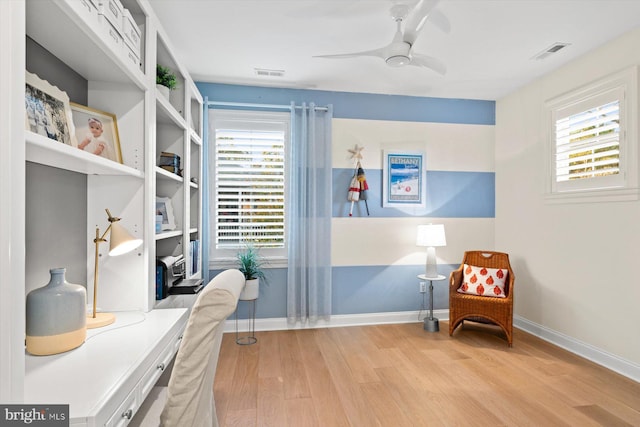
239 278 259 301
156 84 170 100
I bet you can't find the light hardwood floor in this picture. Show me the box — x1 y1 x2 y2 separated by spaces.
214 321 640 426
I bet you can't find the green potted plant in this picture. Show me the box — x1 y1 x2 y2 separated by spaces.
156 64 177 99
236 244 266 300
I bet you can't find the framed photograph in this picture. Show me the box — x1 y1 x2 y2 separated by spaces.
70 103 123 163
382 150 426 208
156 197 176 231
25 71 76 146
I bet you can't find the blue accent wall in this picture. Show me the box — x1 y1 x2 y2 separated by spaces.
211 265 456 319
333 169 495 218
202 82 495 321
332 264 457 315
197 83 495 125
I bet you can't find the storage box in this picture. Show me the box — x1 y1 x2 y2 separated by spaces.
98 13 124 57
97 0 124 34
122 9 141 56
123 43 142 72
63 0 100 30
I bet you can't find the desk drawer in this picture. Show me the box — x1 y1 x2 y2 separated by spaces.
106 388 137 427
139 330 183 399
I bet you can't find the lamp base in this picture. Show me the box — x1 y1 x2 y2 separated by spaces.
423 317 439 332
86 312 115 329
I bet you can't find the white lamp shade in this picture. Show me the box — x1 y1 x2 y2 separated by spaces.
416 224 446 247
108 222 143 256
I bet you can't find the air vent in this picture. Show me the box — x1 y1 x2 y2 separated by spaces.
254 68 285 77
531 42 571 60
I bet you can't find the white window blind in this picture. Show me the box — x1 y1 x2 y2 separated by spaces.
546 66 639 201
554 94 620 183
211 110 289 258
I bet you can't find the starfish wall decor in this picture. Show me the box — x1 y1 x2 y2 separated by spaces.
348 144 364 161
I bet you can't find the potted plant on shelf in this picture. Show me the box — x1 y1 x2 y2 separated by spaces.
236 244 266 301
156 64 177 100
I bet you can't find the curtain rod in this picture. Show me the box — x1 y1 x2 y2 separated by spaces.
206 101 329 112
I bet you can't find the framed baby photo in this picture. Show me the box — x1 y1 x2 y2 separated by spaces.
70 102 123 164
25 71 77 147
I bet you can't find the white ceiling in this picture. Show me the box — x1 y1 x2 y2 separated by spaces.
152 0 640 101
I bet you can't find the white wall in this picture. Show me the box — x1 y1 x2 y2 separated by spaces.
496 28 640 370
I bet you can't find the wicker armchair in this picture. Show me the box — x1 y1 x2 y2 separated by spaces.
449 251 515 346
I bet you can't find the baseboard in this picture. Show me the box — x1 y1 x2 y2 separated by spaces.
225 311 639 383
225 309 450 333
514 315 640 383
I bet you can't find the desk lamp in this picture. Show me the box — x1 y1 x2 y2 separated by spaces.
416 224 446 278
87 208 142 329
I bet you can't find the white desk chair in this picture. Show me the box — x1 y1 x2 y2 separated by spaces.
130 269 245 427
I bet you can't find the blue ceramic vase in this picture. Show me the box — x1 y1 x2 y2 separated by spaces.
26 268 87 355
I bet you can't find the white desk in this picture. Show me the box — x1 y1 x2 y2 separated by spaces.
25 309 188 427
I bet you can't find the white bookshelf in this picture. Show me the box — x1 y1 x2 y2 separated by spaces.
1 0 203 410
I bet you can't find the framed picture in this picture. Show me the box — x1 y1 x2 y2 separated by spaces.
70 103 123 163
156 197 176 231
382 150 426 208
25 71 76 147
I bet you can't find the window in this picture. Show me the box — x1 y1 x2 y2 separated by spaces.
210 109 289 263
546 66 638 202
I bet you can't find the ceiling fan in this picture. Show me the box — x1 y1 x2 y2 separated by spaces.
314 0 448 75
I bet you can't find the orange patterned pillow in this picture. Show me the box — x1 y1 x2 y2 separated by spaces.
458 264 508 298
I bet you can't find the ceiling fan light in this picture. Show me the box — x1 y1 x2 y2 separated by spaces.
386 55 410 67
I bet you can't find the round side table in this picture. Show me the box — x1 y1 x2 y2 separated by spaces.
417 274 446 332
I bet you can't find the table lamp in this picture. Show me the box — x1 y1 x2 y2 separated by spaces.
87 208 143 329
416 224 446 278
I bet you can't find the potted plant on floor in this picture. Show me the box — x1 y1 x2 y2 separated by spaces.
156 64 177 100
236 245 266 301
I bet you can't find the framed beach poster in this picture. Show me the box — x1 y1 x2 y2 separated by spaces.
382 150 426 208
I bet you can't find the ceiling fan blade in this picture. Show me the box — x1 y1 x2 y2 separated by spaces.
427 9 450 34
314 46 387 60
403 0 441 45
410 53 447 75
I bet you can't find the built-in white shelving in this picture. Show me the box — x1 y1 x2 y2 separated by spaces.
2 0 204 413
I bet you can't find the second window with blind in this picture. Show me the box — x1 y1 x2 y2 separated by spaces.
210 109 290 263
545 66 638 202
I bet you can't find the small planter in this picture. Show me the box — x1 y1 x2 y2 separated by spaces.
156 64 177 102
156 84 170 100
239 278 259 301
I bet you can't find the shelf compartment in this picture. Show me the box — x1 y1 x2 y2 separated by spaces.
155 230 183 240
155 166 183 183
156 34 186 121
190 130 202 146
26 131 143 178
26 0 146 91
156 90 187 129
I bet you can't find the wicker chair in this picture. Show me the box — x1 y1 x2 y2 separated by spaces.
449 251 515 346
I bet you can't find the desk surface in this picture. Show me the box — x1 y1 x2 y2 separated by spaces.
25 309 188 422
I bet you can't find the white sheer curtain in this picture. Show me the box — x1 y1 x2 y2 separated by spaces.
287 102 333 325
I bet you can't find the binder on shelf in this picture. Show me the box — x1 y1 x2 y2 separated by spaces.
189 239 200 275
